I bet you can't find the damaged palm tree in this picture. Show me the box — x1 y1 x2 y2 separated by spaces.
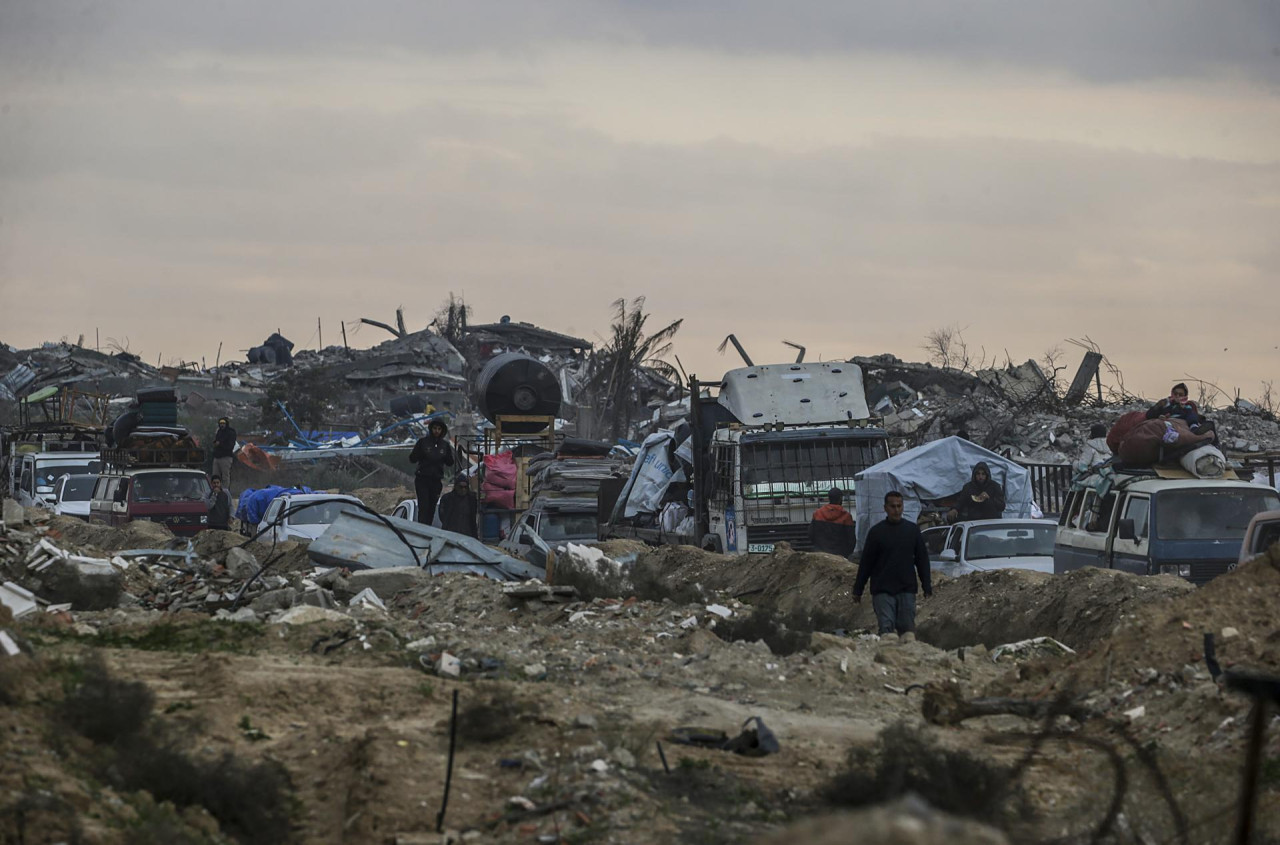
584 297 683 439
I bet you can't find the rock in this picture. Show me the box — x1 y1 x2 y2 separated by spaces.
1056 434 1074 449
37 559 122 611
272 605 349 625
1221 626 1240 640
752 799 1010 844
345 567 432 600
301 587 337 609
1 499 23 526
683 628 724 656
224 547 259 580
249 587 298 613
611 747 636 768
573 713 598 730
524 663 547 678
810 632 854 654
214 607 260 623
406 636 437 652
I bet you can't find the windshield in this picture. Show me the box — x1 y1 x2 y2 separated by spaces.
740 436 887 500
965 524 1056 561
1157 489 1280 541
37 462 101 489
58 475 98 501
289 501 358 525
132 472 210 503
538 513 597 541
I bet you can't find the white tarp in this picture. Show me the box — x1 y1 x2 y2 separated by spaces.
854 436 1033 551
616 430 678 518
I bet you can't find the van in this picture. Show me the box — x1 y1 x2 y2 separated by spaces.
1055 470 1280 585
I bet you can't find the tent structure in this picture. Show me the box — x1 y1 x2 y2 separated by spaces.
854 436 1033 551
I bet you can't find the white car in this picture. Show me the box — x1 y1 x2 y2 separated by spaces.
391 498 438 526
257 492 364 542
922 519 1058 577
53 473 98 520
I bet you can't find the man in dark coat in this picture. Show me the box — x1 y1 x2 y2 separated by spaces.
809 488 855 557
854 491 931 641
409 419 453 525
211 417 237 486
947 461 1005 523
206 475 232 531
438 477 478 537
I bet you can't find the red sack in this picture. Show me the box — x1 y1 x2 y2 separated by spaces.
481 485 515 509
484 452 518 489
1107 411 1146 455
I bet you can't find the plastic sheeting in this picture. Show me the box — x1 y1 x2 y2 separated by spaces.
611 430 678 521
854 436 1033 551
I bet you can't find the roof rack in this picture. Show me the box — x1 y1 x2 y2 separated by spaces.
102 446 206 472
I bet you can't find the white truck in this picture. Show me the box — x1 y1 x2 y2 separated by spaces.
603 361 889 553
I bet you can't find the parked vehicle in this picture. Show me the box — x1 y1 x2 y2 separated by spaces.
391 498 421 524
257 492 364 542
603 361 889 553
1055 469 1280 585
90 467 212 535
1238 510 1280 565
922 518 1057 577
500 502 598 558
15 452 102 509
52 473 98 520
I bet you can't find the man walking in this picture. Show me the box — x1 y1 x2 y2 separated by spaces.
409 419 453 525
809 488 855 557
206 475 232 531
854 490 932 642
211 417 237 486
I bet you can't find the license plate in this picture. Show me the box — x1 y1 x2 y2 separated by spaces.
747 543 775 554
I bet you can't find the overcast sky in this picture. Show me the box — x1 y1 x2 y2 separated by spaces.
1 1 1277 403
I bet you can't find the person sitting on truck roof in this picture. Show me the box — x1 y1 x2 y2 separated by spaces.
809 488 856 557
1146 383 1216 440
947 461 1006 523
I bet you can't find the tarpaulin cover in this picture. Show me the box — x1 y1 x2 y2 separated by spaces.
854 436 1032 551
611 430 677 521
234 485 313 527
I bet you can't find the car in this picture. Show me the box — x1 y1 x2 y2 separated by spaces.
52 473 98 520
922 518 1058 577
257 492 365 542
1238 510 1280 566
391 498 433 526
15 451 101 509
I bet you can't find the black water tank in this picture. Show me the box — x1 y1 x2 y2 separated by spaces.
474 353 561 431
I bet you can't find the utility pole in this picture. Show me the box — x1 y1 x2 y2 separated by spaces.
318 317 323 350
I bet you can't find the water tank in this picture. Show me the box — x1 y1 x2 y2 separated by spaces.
474 353 561 431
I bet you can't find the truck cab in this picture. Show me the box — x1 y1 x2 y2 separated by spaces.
15 452 102 509
1055 471 1280 584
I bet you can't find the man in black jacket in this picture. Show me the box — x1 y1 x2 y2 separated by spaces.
438 478 477 537
211 418 236 487
809 488 856 557
206 475 232 531
946 461 1005 523
854 491 931 642
409 419 453 525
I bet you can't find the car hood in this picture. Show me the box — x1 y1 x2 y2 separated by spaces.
934 555 1055 577
284 524 331 541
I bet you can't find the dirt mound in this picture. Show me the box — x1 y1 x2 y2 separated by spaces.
350 486 412 514
45 516 175 553
754 800 1008 845
917 567 1193 651
639 543 878 630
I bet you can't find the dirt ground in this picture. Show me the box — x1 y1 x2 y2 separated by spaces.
3 513 1279 844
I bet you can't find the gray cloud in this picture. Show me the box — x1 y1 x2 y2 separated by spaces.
2 0 1278 85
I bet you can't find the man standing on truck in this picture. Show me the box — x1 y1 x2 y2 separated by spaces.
854 491 931 642
809 488 856 557
211 418 236 487
409 419 453 525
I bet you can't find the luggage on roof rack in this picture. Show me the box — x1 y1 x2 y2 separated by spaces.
102 445 205 471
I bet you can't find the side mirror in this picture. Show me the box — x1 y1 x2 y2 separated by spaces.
1117 519 1136 541
940 549 958 562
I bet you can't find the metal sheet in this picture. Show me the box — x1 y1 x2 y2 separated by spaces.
717 362 870 426
307 510 543 580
